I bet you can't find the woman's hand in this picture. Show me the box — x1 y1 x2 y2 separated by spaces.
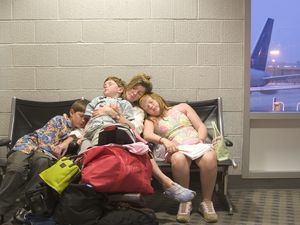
161 138 178 154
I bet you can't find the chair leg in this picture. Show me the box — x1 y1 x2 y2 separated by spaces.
0 166 5 185
215 166 234 215
224 194 233 215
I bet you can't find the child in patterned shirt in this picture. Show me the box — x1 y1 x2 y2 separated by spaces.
0 99 89 223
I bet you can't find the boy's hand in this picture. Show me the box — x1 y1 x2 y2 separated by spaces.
110 104 121 115
52 142 68 158
92 105 118 118
76 138 83 145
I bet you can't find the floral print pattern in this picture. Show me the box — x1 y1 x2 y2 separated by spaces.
155 109 199 146
12 114 72 155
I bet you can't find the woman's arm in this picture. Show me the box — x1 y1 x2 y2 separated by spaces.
116 113 135 130
177 103 207 143
110 102 135 130
131 106 145 134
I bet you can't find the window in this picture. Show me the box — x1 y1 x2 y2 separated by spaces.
250 0 300 112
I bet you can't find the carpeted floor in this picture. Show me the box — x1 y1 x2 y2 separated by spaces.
145 188 300 225
2 179 300 225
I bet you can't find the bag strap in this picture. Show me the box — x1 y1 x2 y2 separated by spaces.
133 130 147 144
60 154 83 168
68 154 83 160
211 121 221 138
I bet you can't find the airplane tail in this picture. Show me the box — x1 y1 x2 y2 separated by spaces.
251 18 274 71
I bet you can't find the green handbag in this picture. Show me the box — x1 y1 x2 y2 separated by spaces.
211 121 230 161
39 157 80 194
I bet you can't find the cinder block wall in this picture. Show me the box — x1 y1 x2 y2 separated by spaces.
0 0 245 174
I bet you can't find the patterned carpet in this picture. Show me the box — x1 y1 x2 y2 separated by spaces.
2 179 300 225
145 188 300 225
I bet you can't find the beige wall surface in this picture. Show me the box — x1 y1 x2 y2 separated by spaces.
0 0 245 174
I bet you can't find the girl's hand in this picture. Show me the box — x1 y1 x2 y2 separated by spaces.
161 138 178 154
212 136 221 147
198 138 206 144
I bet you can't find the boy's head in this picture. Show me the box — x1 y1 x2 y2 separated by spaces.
69 99 89 128
103 76 126 98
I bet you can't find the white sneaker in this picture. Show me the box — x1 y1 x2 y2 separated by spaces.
198 201 218 223
176 201 192 223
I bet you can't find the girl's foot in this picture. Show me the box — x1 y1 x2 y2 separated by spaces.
176 201 192 223
198 201 218 223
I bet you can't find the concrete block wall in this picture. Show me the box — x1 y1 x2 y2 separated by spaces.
0 0 245 174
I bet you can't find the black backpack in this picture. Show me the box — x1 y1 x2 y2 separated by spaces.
97 202 159 225
25 184 59 217
53 184 107 225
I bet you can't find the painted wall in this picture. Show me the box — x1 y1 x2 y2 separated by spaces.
0 0 245 174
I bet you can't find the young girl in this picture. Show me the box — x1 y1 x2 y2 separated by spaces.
139 93 218 223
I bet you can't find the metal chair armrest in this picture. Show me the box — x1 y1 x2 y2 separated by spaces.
224 137 233 147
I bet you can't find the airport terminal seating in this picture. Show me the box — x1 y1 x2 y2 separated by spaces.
0 97 237 215
154 97 237 215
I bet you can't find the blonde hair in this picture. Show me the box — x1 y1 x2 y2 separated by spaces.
125 73 153 95
104 76 126 88
139 92 169 118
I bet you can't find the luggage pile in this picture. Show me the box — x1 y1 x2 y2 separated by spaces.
22 125 158 225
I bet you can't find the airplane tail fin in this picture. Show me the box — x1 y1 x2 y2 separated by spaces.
251 18 274 71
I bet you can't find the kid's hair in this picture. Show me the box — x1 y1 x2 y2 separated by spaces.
104 76 126 88
125 73 153 95
139 92 169 118
71 99 90 113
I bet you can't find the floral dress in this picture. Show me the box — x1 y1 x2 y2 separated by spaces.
155 109 199 146
12 114 72 155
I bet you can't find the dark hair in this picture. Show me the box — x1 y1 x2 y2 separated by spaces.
125 73 153 94
71 99 89 113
